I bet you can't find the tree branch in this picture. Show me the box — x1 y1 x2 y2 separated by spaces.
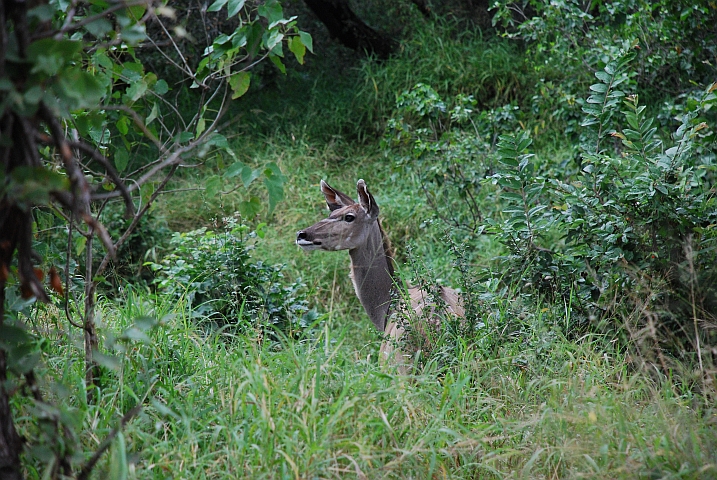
67 140 136 216
77 405 142 480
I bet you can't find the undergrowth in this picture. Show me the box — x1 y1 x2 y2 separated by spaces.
18 289 717 478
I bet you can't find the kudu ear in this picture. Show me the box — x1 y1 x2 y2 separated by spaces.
320 180 355 211
356 179 379 218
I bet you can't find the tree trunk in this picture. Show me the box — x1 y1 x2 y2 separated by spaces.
83 234 101 404
303 0 397 59
0 289 24 480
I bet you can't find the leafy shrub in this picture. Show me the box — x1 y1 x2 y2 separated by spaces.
491 0 717 146
383 83 524 236
384 46 717 369
149 219 317 336
500 58 715 360
97 204 172 288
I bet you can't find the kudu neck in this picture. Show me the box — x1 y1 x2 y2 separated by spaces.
348 219 397 332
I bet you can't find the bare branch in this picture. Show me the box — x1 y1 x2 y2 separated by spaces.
150 12 194 78
38 103 116 257
94 88 231 201
77 405 142 480
64 215 83 330
57 0 80 37
67 140 136 216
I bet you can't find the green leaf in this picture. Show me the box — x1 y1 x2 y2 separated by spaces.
225 161 249 178
175 131 194 143
0 325 32 346
84 18 113 38
28 4 56 22
205 175 222 198
528 205 547 217
27 38 82 63
57 69 105 107
74 235 87 256
6 167 70 206
263 162 286 214
109 432 128 480
119 23 146 44
207 0 228 12
94 350 121 370
229 71 251 99
10 350 41 375
299 31 314 53
196 117 206 138
154 79 169 95
227 0 245 17
134 316 159 331
125 4 147 20
146 101 159 125
288 36 306 64
500 177 523 190
23 86 43 106
265 30 284 52
31 54 65 76
213 33 231 45
269 55 286 75
595 71 612 83
114 147 129 172
501 192 523 203
125 78 148 101
257 0 283 23
239 196 262 218
242 167 263 188
120 326 151 343
116 115 129 135
516 136 532 153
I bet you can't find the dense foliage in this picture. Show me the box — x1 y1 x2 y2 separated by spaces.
1 0 312 476
149 220 316 335
2 0 716 477
382 1 717 371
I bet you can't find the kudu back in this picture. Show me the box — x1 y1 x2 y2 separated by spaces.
296 179 463 372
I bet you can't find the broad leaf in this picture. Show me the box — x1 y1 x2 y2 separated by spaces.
229 71 251 99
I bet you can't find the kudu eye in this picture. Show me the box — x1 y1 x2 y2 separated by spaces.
344 214 356 223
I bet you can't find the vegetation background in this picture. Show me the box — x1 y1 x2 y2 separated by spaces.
1 0 716 478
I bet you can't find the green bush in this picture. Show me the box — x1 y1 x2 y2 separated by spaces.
384 45 717 367
508 61 714 355
490 0 717 147
97 204 172 288
383 83 524 237
149 219 318 336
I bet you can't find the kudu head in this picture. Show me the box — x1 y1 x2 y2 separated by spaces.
296 179 380 252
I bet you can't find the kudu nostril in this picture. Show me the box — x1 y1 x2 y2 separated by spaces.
297 231 307 240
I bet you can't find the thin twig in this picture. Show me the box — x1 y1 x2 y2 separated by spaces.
67 141 136 216
102 105 165 152
151 11 194 77
77 405 142 480
34 0 154 41
64 212 83 329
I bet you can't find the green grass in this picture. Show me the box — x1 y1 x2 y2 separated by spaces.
22 288 716 479
119 85 715 480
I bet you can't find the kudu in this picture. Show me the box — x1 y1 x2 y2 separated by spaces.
296 179 463 371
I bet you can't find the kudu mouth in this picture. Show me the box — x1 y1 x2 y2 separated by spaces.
296 230 322 250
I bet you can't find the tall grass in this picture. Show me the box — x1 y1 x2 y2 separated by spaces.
21 288 716 479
